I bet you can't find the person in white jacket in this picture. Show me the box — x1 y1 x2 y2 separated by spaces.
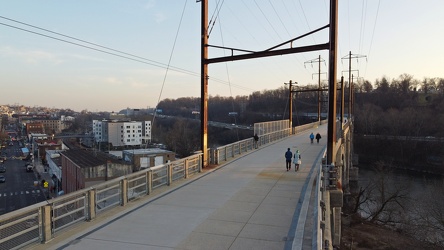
293 150 301 171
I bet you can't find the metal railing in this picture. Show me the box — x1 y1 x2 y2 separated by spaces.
313 150 328 250
0 206 40 250
0 153 202 250
211 120 326 165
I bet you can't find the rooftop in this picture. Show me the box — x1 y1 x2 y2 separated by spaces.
123 148 173 155
60 150 126 168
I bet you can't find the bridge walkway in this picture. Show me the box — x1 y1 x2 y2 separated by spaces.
33 125 327 250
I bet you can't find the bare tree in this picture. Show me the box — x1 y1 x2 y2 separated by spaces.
393 73 414 94
405 180 444 247
354 103 382 135
165 119 199 157
438 78 444 97
421 77 436 94
375 76 390 93
357 161 411 226
362 80 373 93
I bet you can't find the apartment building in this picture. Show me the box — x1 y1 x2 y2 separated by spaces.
22 117 67 134
93 120 151 147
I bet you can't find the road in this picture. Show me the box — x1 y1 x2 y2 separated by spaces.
0 141 46 215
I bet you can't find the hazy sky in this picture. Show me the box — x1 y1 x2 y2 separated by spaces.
1 1 443 112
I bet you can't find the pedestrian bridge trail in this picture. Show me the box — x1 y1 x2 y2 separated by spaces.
35 126 327 250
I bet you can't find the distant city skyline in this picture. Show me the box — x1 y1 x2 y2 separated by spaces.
1 1 443 112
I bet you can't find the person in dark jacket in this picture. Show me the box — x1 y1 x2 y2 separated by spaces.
285 148 293 171
315 133 321 143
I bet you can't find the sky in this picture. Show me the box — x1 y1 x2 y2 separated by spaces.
1 0 443 112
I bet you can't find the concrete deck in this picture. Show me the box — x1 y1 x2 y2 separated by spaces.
32 125 327 250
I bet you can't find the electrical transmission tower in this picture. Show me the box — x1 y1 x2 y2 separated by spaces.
304 55 326 122
341 51 367 118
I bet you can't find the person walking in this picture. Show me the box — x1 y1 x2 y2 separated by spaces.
253 133 259 149
293 149 301 171
316 133 321 143
285 148 293 171
309 133 314 144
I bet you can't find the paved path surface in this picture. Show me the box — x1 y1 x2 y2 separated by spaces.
34 125 327 250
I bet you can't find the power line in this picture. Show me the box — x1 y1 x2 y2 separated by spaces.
268 0 292 38
208 0 225 37
0 17 256 93
280 0 301 36
0 19 198 77
253 0 283 41
152 0 188 132
358 0 368 54
364 0 381 78
297 0 315 44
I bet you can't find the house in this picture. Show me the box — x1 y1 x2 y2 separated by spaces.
61 150 133 194
36 138 64 167
122 148 175 171
26 123 45 136
45 150 63 195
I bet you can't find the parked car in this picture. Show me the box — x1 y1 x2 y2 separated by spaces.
0 166 5 173
0 175 5 183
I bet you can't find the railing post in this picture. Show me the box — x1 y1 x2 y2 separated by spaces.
215 149 219 165
208 148 213 165
168 163 173 185
120 179 128 206
199 155 203 172
147 171 153 194
185 159 189 179
87 189 96 221
41 205 52 243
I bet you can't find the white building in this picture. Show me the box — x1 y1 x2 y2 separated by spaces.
93 120 151 147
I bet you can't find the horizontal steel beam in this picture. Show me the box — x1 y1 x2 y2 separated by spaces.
205 43 330 64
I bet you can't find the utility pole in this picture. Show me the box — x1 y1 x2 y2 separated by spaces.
341 51 366 119
327 0 338 166
304 55 326 123
350 74 363 117
340 76 344 123
351 74 355 117
200 0 209 168
284 80 297 131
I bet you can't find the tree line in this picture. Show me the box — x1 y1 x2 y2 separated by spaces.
354 74 444 137
156 84 325 126
353 74 444 173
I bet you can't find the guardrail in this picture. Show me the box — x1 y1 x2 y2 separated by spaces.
211 128 290 164
313 150 327 250
0 154 202 250
211 120 326 165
